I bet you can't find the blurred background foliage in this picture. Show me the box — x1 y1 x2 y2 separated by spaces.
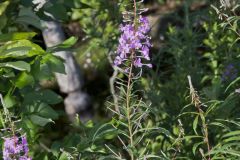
0 0 240 159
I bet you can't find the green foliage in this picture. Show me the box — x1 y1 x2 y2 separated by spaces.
0 33 64 157
0 1 66 158
1 0 240 160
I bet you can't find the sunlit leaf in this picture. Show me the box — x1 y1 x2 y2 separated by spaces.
30 115 53 126
0 61 30 71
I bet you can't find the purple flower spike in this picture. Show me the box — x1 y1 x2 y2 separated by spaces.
3 135 31 160
114 14 152 70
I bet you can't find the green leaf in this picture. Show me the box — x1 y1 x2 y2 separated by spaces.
2 71 15 78
51 141 61 157
91 123 117 143
30 115 53 126
58 152 69 160
42 54 65 74
181 135 203 140
61 36 78 48
209 149 240 157
16 7 42 29
223 130 240 138
47 36 78 52
4 94 17 108
205 100 222 116
193 115 199 135
35 103 59 120
24 102 58 120
23 89 62 105
43 3 68 21
31 59 53 80
0 40 45 59
0 61 30 71
225 77 240 93
177 112 198 117
0 1 9 16
223 136 240 143
15 72 34 88
192 142 204 155
49 56 65 74
209 122 230 131
0 32 37 42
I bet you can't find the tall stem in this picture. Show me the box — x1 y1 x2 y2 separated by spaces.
187 76 211 160
125 1 137 159
126 60 134 160
133 0 137 25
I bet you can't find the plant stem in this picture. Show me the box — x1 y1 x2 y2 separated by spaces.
126 60 134 160
125 1 137 159
187 76 211 160
133 0 137 25
108 51 120 114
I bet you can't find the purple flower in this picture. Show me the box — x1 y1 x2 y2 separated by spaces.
22 136 29 156
114 56 122 66
145 64 153 68
114 15 152 70
134 58 143 68
19 156 32 160
141 46 150 60
3 135 31 160
138 16 150 34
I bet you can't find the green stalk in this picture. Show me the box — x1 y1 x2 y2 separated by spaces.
126 58 134 160
124 1 138 159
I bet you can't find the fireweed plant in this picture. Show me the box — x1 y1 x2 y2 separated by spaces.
106 0 163 159
0 95 31 160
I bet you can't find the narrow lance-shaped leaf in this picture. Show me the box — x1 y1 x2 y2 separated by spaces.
193 115 199 135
